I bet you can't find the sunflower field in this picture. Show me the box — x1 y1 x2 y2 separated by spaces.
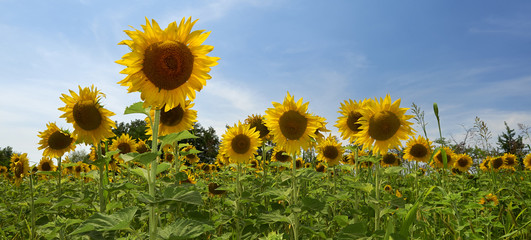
1 17 531 240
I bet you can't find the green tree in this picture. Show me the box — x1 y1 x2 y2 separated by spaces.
67 149 89 163
497 122 526 158
0 146 16 167
184 123 220 163
112 119 149 141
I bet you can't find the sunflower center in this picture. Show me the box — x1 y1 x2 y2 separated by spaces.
505 156 515 166
75 166 82 173
275 151 290 162
457 157 469 167
250 121 270 139
160 105 185 126
492 157 503 169
279 110 308 140
48 131 73 150
143 41 194 90
382 154 397 164
137 144 148 153
347 112 363 132
117 143 132 154
436 152 452 164
323 146 339 159
14 162 24 178
73 100 102 131
250 160 258 168
41 162 52 171
410 144 428 158
368 111 401 141
315 164 326 172
231 134 251 154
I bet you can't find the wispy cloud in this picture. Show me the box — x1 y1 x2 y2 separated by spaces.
469 15 531 37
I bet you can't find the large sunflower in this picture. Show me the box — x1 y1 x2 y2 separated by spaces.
37 157 57 172
37 122 76 158
453 154 473 172
335 99 367 142
10 153 29 186
146 101 197 137
354 95 414 155
264 92 319 154
110 134 137 161
116 17 220 111
431 147 456 168
490 156 504 171
316 134 344 167
220 121 262 164
403 135 432 163
59 85 116 144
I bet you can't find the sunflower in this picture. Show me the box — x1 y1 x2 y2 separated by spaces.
0 166 8 178
354 95 414 155
502 153 518 169
164 152 174 163
116 17 219 111
403 135 432 163
524 153 531 170
208 182 226 196
381 153 401 167
335 99 367 142
10 153 29 186
313 114 330 144
304 162 312 168
490 156 504 171
245 114 270 139
341 152 356 165
453 154 473 172
37 122 76 158
479 193 499 206
384 185 393 192
146 101 197 137
37 157 57 172
271 146 292 163
292 158 304 169
73 162 88 178
59 85 116 144
110 134 137 161
480 157 491 172
265 92 320 154
181 145 200 165
316 134 344 167
136 139 150 153
179 170 196 184
220 121 262 164
315 162 327 173
216 152 230 167
431 147 456 169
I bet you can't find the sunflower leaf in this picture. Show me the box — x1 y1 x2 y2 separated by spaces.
70 206 138 235
124 102 150 116
156 162 171 175
159 131 198 147
158 218 214 240
130 168 149 182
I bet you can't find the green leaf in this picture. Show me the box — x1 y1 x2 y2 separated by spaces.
131 168 149 182
159 131 198 147
384 166 405 175
400 201 420 237
70 207 138 235
161 186 203 206
158 218 214 240
334 215 350 227
122 152 159 166
157 162 171 175
337 222 367 239
124 102 150 116
352 182 374 194
301 197 325 211
258 211 292 224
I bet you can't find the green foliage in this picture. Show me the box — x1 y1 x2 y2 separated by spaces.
497 122 527 158
0 146 16 167
183 123 220 163
112 119 149 142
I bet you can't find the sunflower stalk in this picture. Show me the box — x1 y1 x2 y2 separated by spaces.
235 163 243 240
97 143 106 213
56 156 62 197
29 173 36 240
261 141 269 210
291 153 300 240
374 153 381 231
148 109 161 240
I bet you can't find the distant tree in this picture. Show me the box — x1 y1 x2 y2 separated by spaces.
497 122 526 158
183 123 220 163
67 149 89 163
0 146 16 167
112 119 149 141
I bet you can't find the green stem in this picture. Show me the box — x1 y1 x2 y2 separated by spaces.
29 173 35 240
57 156 62 196
261 142 269 210
374 154 381 231
149 109 161 240
97 143 106 213
235 163 242 240
291 153 299 240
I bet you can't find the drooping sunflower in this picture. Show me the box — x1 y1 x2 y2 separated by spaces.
292 158 304 169
313 114 330 144
403 135 432 163
381 153 401 167
10 153 29 186
110 134 137 161
315 162 327 173
146 101 197 137
480 157 491 172
37 157 57 172
502 153 518 169
73 162 88 178
136 139 150 153
431 147 456 168
264 92 319 154
116 17 220 111
208 182 226 196
245 114 270 140
354 95 414 155
490 156 504 171
179 170 196 184
271 146 292 163
37 122 76 158
524 153 531 170
453 154 473 172
335 99 367 143
0 166 7 177
220 121 262 164
181 145 200 165
383 185 393 192
316 134 344 167
59 85 116 144
216 152 230 167
341 152 356 165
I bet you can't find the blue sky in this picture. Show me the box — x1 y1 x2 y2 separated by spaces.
1 0 531 163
